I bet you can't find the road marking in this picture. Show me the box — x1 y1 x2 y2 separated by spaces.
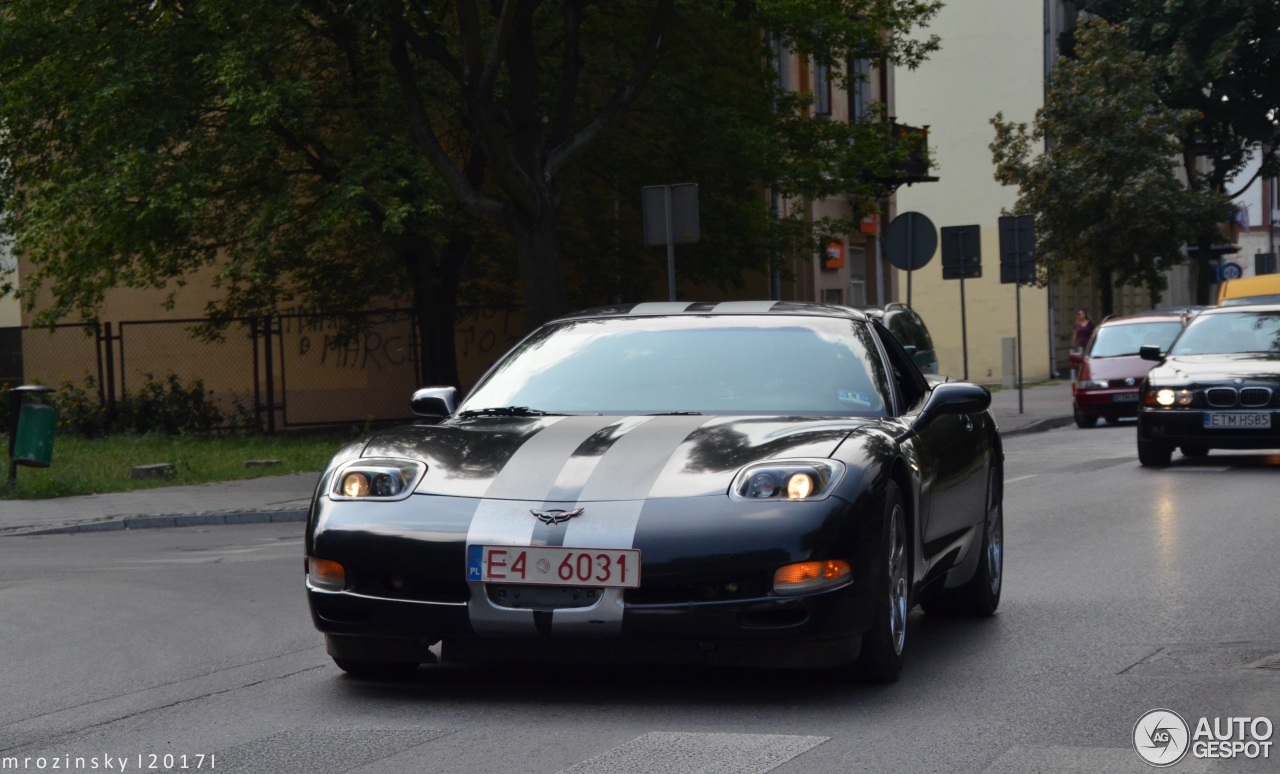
1168 467 1231 472
1005 474 1039 484
560 732 828 774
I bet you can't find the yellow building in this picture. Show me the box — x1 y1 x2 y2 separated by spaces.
893 1 1067 383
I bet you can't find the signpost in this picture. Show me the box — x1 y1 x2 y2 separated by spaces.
642 184 700 301
999 215 1037 413
941 225 981 380
884 212 937 308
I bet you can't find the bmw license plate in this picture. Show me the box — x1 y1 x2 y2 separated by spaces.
1112 393 1139 403
1203 412 1272 429
467 545 641 588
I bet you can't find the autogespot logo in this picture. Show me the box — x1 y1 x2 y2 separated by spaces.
1134 709 1190 767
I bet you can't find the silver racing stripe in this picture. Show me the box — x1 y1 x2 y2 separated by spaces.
466 414 711 636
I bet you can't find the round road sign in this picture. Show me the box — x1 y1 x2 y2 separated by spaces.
884 212 937 271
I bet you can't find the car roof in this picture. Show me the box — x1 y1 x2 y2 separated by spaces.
1097 311 1189 327
1198 301 1280 315
555 301 871 323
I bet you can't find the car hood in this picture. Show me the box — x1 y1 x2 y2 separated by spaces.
1083 354 1156 382
1149 353 1280 385
361 414 873 500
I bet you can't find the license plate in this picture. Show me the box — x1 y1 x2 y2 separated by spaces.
1203 412 1272 429
467 545 641 588
1112 393 1139 403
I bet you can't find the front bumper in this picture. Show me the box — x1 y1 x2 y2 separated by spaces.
1074 388 1141 417
1138 407 1280 449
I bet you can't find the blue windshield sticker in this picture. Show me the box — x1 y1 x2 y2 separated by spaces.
838 390 873 406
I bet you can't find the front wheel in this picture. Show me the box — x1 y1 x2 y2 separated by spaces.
921 465 1003 617
1073 403 1099 429
1138 436 1172 467
850 480 909 683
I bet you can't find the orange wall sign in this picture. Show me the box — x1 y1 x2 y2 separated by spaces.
825 241 846 269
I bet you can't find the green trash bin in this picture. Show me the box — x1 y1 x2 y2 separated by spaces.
13 403 58 467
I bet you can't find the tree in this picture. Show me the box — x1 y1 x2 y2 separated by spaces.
0 1 942 385
990 20 1226 314
1079 0 1280 303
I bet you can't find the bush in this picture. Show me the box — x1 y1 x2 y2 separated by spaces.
50 373 224 438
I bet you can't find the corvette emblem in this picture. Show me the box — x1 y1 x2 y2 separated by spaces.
531 508 583 525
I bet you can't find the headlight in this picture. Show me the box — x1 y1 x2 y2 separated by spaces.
330 458 426 501
730 460 845 502
1148 388 1193 407
1076 379 1108 390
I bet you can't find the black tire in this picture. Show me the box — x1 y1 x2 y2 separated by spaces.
920 465 1003 617
332 658 420 680
1180 445 1209 458
1137 437 1173 467
1073 403 1099 428
850 480 909 683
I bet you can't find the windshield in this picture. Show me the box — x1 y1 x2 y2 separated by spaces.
1088 321 1184 358
1168 311 1280 355
460 315 890 416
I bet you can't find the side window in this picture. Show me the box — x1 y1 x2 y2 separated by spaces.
907 311 934 350
887 312 912 346
871 321 928 411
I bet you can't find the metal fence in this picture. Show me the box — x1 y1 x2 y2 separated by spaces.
1 308 522 432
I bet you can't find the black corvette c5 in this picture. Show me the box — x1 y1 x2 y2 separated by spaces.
1137 303 1280 466
305 301 1004 682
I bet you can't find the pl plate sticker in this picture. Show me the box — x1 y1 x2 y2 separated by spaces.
837 390 873 406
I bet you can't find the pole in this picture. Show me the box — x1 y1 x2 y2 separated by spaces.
959 231 969 381
906 215 914 308
664 186 676 302
1016 255 1025 414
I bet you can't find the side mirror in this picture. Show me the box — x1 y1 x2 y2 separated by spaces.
918 382 991 425
1139 345 1164 362
411 386 458 418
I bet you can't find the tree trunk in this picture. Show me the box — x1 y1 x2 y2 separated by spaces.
510 203 570 332
1193 233 1215 306
405 230 469 389
1098 268 1115 317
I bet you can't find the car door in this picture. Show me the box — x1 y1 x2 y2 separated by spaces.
872 324 987 573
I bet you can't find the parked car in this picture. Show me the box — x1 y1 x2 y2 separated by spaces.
1136 303 1280 466
305 301 1003 684
1070 311 1190 428
857 303 939 374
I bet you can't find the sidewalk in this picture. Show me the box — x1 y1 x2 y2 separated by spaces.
0 381 1074 536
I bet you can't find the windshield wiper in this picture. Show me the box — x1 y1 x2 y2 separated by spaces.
457 406 558 418
647 411 702 415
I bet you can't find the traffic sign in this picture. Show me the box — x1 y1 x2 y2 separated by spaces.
941 225 982 280
884 212 937 271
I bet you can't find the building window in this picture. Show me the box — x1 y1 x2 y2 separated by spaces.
814 63 831 117
848 58 872 121
823 288 843 305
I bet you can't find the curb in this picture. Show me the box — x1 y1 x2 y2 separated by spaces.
1 508 308 537
999 415 1075 438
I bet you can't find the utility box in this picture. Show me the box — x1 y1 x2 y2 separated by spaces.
1001 337 1017 389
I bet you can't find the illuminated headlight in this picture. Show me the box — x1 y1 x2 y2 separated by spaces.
330 458 426 501
1145 388 1193 407
730 460 845 502
1076 379 1107 390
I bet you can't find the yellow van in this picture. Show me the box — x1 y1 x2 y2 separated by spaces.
1217 273 1280 306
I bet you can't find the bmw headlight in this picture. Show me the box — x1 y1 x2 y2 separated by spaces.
330 458 426 501
730 460 845 502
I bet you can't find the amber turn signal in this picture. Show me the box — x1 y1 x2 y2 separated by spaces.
309 558 347 591
773 559 851 595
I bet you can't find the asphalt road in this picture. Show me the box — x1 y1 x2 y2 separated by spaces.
1 423 1278 773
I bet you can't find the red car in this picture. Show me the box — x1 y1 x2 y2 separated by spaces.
1071 311 1190 428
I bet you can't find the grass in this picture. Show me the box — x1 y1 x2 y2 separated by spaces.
0 432 354 500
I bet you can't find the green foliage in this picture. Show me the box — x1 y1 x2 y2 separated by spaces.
0 1 943 369
51 374 224 438
990 20 1228 310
